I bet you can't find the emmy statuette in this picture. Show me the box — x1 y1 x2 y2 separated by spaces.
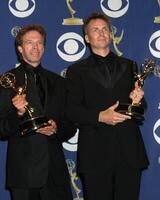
111 26 124 56
154 0 160 23
0 72 49 135
66 159 83 200
62 0 83 25
116 59 156 120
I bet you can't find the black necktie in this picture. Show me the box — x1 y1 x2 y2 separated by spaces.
33 68 45 107
100 59 113 76
98 61 111 80
94 52 114 77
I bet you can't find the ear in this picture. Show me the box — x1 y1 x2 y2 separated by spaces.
85 34 90 44
17 46 23 54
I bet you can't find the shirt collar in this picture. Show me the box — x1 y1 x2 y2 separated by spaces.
21 60 42 73
92 51 115 64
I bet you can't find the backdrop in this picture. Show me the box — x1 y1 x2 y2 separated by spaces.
0 1 160 199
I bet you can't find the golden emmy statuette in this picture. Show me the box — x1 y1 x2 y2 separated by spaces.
0 72 49 135
116 59 156 120
66 159 84 200
63 0 83 25
154 0 160 23
111 26 124 57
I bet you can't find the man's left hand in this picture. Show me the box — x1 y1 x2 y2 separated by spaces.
129 81 144 105
36 119 57 136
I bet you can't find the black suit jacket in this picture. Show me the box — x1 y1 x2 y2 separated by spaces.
66 52 149 174
0 63 76 188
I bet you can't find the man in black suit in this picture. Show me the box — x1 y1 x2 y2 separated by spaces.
66 13 149 200
0 24 75 200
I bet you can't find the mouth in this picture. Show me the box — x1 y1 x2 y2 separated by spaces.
32 52 40 56
98 39 106 42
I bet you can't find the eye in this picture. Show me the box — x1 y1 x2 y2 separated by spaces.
149 30 160 58
9 0 34 11
100 0 129 18
24 40 33 45
107 0 128 10
56 32 86 62
8 0 35 18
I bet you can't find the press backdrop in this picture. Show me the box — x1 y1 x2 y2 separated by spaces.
1 1 160 200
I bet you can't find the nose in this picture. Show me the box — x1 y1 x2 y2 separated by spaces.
98 29 105 36
33 42 38 49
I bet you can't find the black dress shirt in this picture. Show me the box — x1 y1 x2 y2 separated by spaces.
93 51 115 76
22 61 45 108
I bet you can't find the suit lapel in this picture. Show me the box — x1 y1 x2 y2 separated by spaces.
111 60 127 88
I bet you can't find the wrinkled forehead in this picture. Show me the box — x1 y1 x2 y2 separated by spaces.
85 18 110 32
22 30 43 39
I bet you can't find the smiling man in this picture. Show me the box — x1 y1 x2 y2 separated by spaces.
0 24 75 200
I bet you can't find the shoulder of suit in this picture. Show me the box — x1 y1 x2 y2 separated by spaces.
67 55 93 71
42 67 65 82
3 65 22 75
115 54 134 65
2 63 27 75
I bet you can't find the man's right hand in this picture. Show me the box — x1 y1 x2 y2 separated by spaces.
98 101 131 125
12 94 28 117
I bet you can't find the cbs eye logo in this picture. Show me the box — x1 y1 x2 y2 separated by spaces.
100 0 129 18
56 32 86 62
153 118 160 145
8 0 35 18
63 129 79 152
149 30 160 58
60 68 67 78
11 26 21 37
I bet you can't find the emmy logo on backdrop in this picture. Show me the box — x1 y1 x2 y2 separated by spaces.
111 26 124 56
116 58 156 120
0 72 49 135
66 159 83 200
154 0 160 23
62 0 83 25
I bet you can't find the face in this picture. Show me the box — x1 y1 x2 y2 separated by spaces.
85 18 112 54
18 30 45 67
